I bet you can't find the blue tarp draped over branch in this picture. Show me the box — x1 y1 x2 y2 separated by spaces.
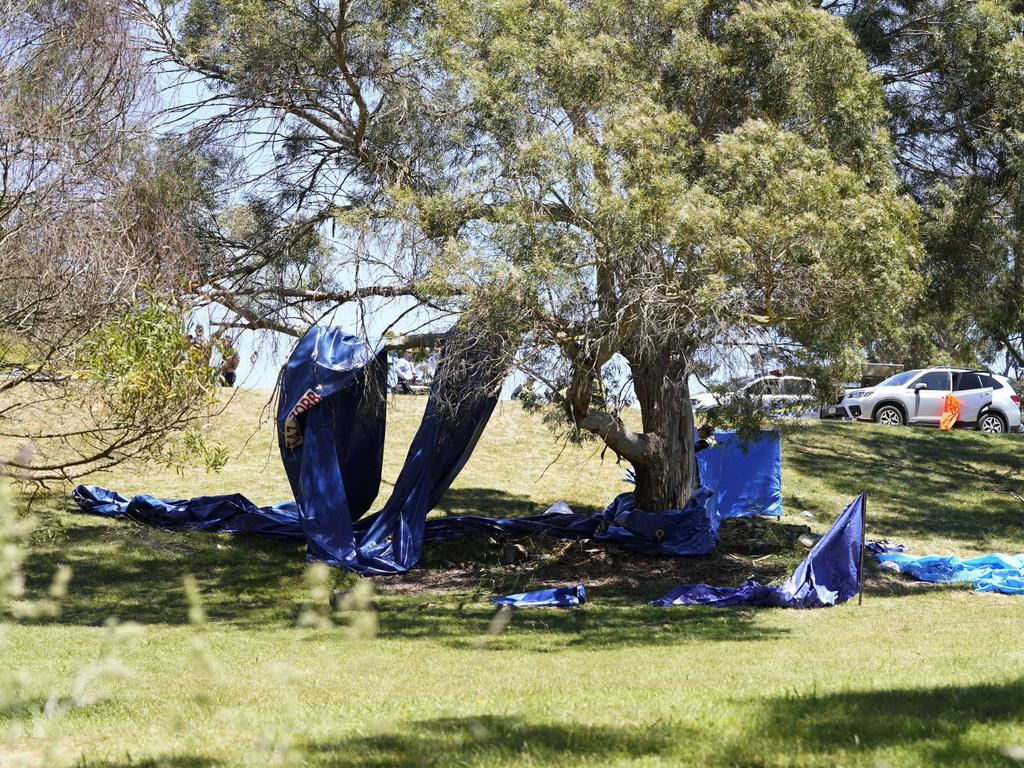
652 494 865 608
71 325 783 575
877 552 1024 594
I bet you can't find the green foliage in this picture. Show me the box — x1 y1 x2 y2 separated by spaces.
81 297 218 425
76 296 226 472
844 0 1024 370
162 0 926 504
423 0 923 422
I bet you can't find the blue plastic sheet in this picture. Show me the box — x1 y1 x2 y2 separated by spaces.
71 325 725 573
697 430 782 518
865 540 905 555
877 552 1024 594
491 584 586 607
71 485 304 539
277 328 498 572
595 489 718 556
71 487 603 544
652 494 866 608
623 430 782 519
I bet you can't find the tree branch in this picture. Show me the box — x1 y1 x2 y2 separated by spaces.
577 410 651 464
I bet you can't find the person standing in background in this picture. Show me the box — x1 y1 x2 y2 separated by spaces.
394 349 418 394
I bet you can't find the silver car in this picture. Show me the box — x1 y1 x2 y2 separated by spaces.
825 367 1022 433
692 375 817 414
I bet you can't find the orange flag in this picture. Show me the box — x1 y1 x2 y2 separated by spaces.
939 393 960 430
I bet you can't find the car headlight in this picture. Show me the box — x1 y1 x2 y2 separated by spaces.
846 390 865 399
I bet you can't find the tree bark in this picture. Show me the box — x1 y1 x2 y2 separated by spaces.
629 354 695 511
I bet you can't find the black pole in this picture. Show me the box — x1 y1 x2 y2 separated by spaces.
858 492 867 606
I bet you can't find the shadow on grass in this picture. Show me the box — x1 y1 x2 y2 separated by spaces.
21 493 787 648
0 696 47 725
374 599 785 649
787 423 1024 547
723 677 1024 766
433 486 554 519
21 499 315 628
299 716 686 768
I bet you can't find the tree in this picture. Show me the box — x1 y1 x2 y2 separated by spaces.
837 0 1024 374
0 0 222 480
149 0 921 511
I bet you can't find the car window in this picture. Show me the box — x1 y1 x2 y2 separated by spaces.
745 378 779 396
954 372 986 391
985 375 1004 390
912 371 951 391
879 370 917 387
785 379 813 395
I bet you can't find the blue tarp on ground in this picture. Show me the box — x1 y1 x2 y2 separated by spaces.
877 552 1024 594
72 325 726 573
595 488 718 556
697 430 783 518
71 486 304 539
652 494 865 608
492 584 586 607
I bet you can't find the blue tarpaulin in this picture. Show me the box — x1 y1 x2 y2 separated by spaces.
72 325 725 573
491 584 586 607
624 430 783 519
71 486 303 539
697 430 783 518
595 488 718 556
652 494 866 608
877 552 1024 594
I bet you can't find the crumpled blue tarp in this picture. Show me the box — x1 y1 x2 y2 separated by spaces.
76 327 498 574
491 584 586 607
697 430 782 518
595 488 718 556
71 486 303 538
877 552 1024 594
71 487 603 544
865 540 905 555
71 325 721 573
652 494 865 608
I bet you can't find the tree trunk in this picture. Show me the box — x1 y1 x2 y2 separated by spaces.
629 354 695 511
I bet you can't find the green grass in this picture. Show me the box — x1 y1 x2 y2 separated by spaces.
3 391 1024 767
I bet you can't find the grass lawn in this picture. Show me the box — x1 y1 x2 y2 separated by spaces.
3 390 1024 767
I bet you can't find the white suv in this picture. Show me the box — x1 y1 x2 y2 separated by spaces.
826 367 1022 433
692 374 817 414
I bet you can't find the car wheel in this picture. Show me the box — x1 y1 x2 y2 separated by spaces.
977 411 1006 434
874 404 905 427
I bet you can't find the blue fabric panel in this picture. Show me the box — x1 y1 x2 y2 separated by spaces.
343 365 499 573
653 494 865 608
697 430 782 518
865 540 904 555
595 489 718 556
71 485 304 538
877 552 1024 594
276 326 385 521
71 486 603 544
283 327 499 573
492 584 586 607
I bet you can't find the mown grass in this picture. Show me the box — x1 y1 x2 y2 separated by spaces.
3 391 1024 767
